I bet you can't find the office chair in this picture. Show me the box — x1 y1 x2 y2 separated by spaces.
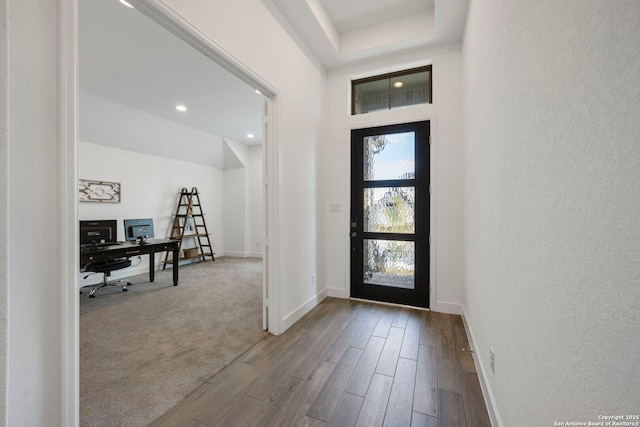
83 258 132 298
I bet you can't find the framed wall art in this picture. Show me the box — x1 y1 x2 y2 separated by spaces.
79 179 121 203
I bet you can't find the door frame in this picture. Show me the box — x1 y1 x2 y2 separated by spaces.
61 0 282 424
350 121 431 308
345 113 437 309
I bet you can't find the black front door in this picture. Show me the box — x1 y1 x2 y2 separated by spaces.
350 121 430 308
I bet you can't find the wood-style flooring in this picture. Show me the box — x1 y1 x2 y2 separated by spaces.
150 297 491 427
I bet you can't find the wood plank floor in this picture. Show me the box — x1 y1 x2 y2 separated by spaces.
150 298 491 427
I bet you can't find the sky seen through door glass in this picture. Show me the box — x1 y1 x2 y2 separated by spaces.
364 132 415 181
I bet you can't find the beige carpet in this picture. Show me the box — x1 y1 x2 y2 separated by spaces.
80 257 268 427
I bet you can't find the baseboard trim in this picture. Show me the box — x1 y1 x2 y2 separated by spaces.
245 252 263 258
461 305 503 427
221 251 241 257
222 251 263 258
327 287 349 298
430 300 463 315
281 289 328 331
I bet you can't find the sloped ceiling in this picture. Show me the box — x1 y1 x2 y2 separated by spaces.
79 0 264 169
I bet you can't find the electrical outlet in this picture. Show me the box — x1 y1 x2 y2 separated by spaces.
490 347 495 373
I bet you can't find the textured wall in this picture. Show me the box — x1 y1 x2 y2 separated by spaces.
7 0 62 424
0 0 7 422
463 1 640 425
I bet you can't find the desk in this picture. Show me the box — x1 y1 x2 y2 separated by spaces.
80 239 179 286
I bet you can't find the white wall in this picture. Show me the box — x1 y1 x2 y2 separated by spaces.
320 47 465 313
6 0 63 425
246 145 264 256
79 142 223 285
158 0 325 331
222 140 264 258
222 167 246 256
0 0 8 422
463 1 640 425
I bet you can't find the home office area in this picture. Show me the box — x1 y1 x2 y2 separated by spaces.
79 217 179 297
77 0 267 286
76 0 269 424
77 183 268 426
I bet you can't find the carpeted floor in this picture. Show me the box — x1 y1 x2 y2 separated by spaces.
80 257 268 427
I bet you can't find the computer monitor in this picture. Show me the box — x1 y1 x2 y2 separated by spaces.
79 220 118 246
123 218 154 244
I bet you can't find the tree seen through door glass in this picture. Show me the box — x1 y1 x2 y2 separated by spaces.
364 187 415 233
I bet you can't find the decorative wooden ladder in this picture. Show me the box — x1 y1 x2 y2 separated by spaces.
162 187 215 270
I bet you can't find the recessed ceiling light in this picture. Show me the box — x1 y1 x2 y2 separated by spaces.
394 81 404 88
255 89 262 95
247 133 255 139
176 105 187 112
119 0 134 8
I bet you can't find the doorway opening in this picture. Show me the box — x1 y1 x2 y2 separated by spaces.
66 0 281 425
350 121 430 308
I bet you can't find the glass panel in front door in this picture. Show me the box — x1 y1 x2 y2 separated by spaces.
364 187 415 233
363 131 416 290
364 132 415 181
363 239 415 289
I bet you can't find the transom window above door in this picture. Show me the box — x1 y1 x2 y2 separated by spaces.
351 65 432 115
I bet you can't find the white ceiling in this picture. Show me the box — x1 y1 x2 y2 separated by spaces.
268 0 468 70
79 0 468 167
323 0 434 33
79 0 265 160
